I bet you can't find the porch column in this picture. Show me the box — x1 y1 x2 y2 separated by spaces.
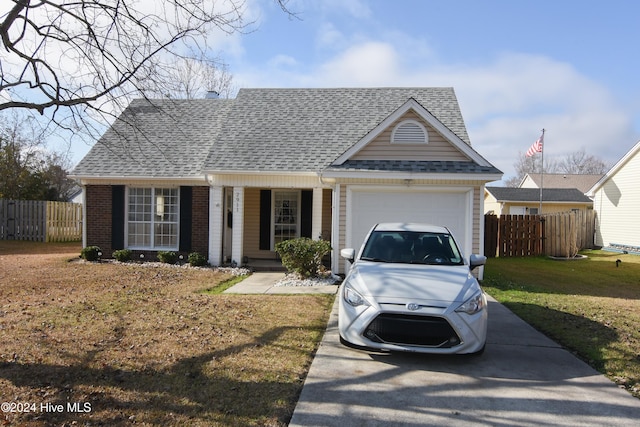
331 184 341 275
231 187 245 267
208 186 224 266
312 187 323 240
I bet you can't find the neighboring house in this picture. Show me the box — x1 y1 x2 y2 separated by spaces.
519 173 603 194
67 185 83 205
484 187 593 215
70 88 502 274
587 140 640 253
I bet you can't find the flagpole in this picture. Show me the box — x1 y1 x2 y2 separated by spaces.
539 129 545 213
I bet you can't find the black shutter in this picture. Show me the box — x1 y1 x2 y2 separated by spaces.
111 186 125 250
179 186 192 252
301 190 313 238
259 190 271 250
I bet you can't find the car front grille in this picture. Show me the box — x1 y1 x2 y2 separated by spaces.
363 313 461 347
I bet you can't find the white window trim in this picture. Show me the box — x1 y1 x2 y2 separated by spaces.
125 187 180 251
391 119 428 144
270 189 301 250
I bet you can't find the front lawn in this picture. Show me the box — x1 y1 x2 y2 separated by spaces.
483 250 640 398
0 241 333 426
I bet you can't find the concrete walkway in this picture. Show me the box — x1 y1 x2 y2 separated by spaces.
223 272 338 294
289 296 640 426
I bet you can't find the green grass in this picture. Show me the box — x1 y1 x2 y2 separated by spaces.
482 250 640 397
200 274 249 294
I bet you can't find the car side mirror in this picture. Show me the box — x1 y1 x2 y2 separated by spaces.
469 254 487 271
340 248 355 263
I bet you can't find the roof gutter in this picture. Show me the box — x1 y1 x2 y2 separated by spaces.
320 169 503 182
68 175 209 185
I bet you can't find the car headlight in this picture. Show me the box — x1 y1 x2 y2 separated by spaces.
455 291 486 315
343 284 370 307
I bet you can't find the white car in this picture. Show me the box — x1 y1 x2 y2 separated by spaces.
338 223 488 355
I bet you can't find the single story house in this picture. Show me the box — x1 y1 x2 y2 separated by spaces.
484 187 593 215
519 173 603 194
70 88 502 274
587 140 640 253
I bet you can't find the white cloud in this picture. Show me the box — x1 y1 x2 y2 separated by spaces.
267 54 299 68
315 41 400 85
315 22 345 49
235 40 636 181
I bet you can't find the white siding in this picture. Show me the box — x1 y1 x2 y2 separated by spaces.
352 111 469 162
519 176 537 188
593 149 640 247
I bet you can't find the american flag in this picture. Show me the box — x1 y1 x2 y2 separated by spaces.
526 131 544 157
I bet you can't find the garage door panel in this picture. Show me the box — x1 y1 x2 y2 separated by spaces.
348 189 469 254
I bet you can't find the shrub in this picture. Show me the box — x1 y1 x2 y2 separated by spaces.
80 246 101 262
157 251 178 264
275 238 331 278
112 249 132 262
188 252 208 267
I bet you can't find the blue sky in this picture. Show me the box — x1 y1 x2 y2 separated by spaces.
67 0 640 183
214 0 640 182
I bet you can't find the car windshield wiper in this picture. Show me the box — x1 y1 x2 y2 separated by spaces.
360 256 389 263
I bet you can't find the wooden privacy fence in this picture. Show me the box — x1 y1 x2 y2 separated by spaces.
484 210 596 258
492 214 543 257
0 199 83 242
543 210 596 258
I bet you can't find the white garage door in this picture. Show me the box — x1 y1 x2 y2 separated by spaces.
347 187 472 256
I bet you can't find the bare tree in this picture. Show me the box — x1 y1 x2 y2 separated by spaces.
504 151 559 187
165 57 236 99
558 148 609 174
504 148 608 187
1 0 290 137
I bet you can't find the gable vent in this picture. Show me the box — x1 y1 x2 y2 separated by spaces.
391 120 428 144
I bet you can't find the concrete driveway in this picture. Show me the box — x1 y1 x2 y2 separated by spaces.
290 295 640 426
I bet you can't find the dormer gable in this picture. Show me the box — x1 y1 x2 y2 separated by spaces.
332 98 493 167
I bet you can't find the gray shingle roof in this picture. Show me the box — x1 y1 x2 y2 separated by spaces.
72 88 493 178
327 160 501 174
522 173 603 193
71 98 234 178
205 88 471 172
486 187 593 203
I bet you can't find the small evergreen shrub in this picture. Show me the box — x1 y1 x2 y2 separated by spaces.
80 246 102 262
157 251 178 264
112 249 132 262
188 252 208 267
275 238 331 278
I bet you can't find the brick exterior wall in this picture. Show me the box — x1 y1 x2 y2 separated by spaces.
191 186 209 258
84 184 210 260
85 185 115 256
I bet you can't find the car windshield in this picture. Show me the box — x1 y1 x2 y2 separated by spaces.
360 230 464 265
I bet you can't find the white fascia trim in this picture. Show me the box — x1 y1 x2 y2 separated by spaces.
332 98 494 167
586 139 640 197
321 169 503 182
205 169 318 176
70 175 208 185
497 200 592 205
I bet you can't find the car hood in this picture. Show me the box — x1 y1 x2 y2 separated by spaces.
347 261 477 304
